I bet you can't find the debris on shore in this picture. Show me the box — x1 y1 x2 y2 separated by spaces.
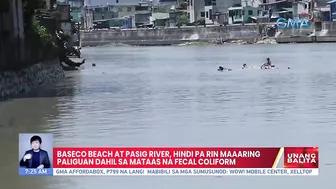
255 38 277 44
230 40 252 45
230 38 277 45
178 41 215 46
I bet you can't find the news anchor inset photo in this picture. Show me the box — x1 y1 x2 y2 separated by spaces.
19 133 53 176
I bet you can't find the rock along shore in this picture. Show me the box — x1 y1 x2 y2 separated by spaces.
229 38 277 45
0 58 65 100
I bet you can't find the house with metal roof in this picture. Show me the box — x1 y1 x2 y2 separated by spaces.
150 13 170 26
259 0 294 20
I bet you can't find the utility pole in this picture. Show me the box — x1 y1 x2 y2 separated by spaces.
311 0 314 19
83 0 91 30
311 0 315 32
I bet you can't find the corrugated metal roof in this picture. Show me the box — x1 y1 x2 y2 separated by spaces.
274 10 291 13
260 0 288 6
228 7 243 10
114 3 141 6
314 7 330 11
151 13 169 19
93 18 129 22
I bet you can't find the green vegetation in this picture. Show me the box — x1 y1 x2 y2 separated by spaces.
30 17 54 47
177 15 189 26
22 0 45 28
22 0 58 61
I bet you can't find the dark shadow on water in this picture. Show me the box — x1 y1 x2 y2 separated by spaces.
2 75 78 101
0 74 80 189
0 73 79 131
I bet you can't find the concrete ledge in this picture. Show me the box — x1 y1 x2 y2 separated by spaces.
275 35 336 43
83 35 336 45
81 41 114 46
81 25 262 46
315 36 336 42
82 40 192 46
81 37 260 46
122 40 197 46
0 59 65 100
275 36 313 43
80 22 336 46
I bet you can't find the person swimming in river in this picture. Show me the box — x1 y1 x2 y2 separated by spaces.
242 64 247 69
264 58 272 66
218 66 232 71
261 58 275 69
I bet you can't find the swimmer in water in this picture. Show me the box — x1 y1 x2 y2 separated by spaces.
261 58 274 69
218 66 232 71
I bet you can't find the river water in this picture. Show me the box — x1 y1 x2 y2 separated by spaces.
0 44 335 188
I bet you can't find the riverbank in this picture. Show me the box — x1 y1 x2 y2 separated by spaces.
275 36 336 43
175 38 278 45
80 24 264 46
80 22 336 46
0 59 64 100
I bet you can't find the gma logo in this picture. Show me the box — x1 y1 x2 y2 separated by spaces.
276 18 309 28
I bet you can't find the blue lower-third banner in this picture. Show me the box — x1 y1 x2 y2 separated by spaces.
19 168 53 176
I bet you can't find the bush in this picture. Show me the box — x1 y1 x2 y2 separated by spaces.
25 17 58 61
177 15 189 26
31 17 54 47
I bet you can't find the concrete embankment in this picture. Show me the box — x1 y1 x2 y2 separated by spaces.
81 22 336 45
80 25 264 46
275 36 336 43
0 59 64 100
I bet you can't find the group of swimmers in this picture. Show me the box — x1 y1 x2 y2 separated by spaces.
217 58 290 71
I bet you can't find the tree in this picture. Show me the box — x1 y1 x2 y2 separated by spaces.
22 0 46 17
177 14 189 26
22 0 46 32
22 0 57 61
154 6 168 13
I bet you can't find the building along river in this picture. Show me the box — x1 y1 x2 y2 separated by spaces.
0 44 335 189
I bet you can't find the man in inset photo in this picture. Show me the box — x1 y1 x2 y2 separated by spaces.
19 135 51 168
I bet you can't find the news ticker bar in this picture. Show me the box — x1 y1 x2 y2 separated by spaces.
19 168 319 176
53 147 318 168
